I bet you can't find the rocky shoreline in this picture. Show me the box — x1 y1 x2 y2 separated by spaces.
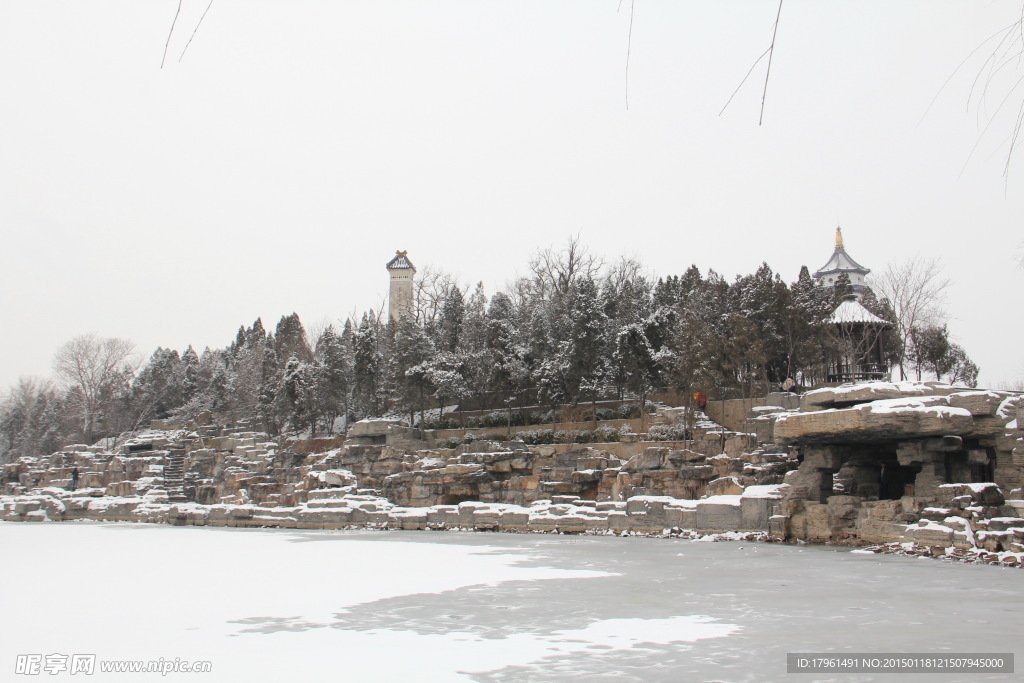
6 491 1021 569
0 486 788 537
5 483 1024 570
3 380 1023 568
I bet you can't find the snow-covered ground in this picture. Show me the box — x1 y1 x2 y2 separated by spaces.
1 523 1020 681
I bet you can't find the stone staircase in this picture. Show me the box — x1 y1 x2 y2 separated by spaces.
163 450 187 503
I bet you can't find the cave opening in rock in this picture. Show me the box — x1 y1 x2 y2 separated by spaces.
830 444 915 501
443 493 472 506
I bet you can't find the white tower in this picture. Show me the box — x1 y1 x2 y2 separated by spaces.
813 227 871 298
386 250 416 322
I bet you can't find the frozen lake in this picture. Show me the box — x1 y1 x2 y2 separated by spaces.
1 522 1019 682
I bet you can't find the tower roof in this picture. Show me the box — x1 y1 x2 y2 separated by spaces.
386 250 415 271
813 226 869 279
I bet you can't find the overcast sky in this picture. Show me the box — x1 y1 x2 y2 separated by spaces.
2 1 1022 391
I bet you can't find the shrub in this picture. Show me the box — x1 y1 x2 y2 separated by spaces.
517 429 554 445
484 410 524 428
479 432 507 442
618 403 640 419
463 432 507 444
594 425 620 442
647 423 691 441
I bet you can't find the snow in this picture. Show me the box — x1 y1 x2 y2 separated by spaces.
865 396 971 417
698 495 742 507
626 495 679 505
455 500 502 512
829 299 888 325
0 523 618 682
941 515 970 534
4 522 1024 680
773 408 836 424
816 244 868 275
750 405 785 414
906 520 953 533
740 484 786 499
804 380 930 399
988 517 1024 526
952 390 1001 399
996 396 1020 421
79 495 145 511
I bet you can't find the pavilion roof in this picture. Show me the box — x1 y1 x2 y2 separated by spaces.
830 298 889 325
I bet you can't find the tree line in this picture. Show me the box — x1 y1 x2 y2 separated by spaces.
0 241 979 463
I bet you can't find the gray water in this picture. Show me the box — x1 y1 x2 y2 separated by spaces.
286 531 1020 683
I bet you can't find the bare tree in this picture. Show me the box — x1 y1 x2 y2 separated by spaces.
528 234 603 300
304 316 334 351
869 258 951 381
52 334 137 442
412 265 461 326
601 254 648 294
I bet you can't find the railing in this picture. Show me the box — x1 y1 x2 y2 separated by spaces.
827 363 888 382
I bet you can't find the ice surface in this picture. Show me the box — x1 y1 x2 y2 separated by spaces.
3 523 1022 682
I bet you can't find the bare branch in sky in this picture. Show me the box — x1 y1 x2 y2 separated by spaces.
719 47 771 117
617 0 636 110
759 0 784 126
179 0 215 63
719 1 784 125
161 0 183 69
921 13 1024 186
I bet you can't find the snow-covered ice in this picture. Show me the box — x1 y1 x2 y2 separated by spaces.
2 522 1021 682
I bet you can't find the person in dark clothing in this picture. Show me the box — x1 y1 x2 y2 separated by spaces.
70 467 79 492
878 462 890 500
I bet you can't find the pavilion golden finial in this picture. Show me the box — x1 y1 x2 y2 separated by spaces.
835 226 844 249
397 250 408 257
